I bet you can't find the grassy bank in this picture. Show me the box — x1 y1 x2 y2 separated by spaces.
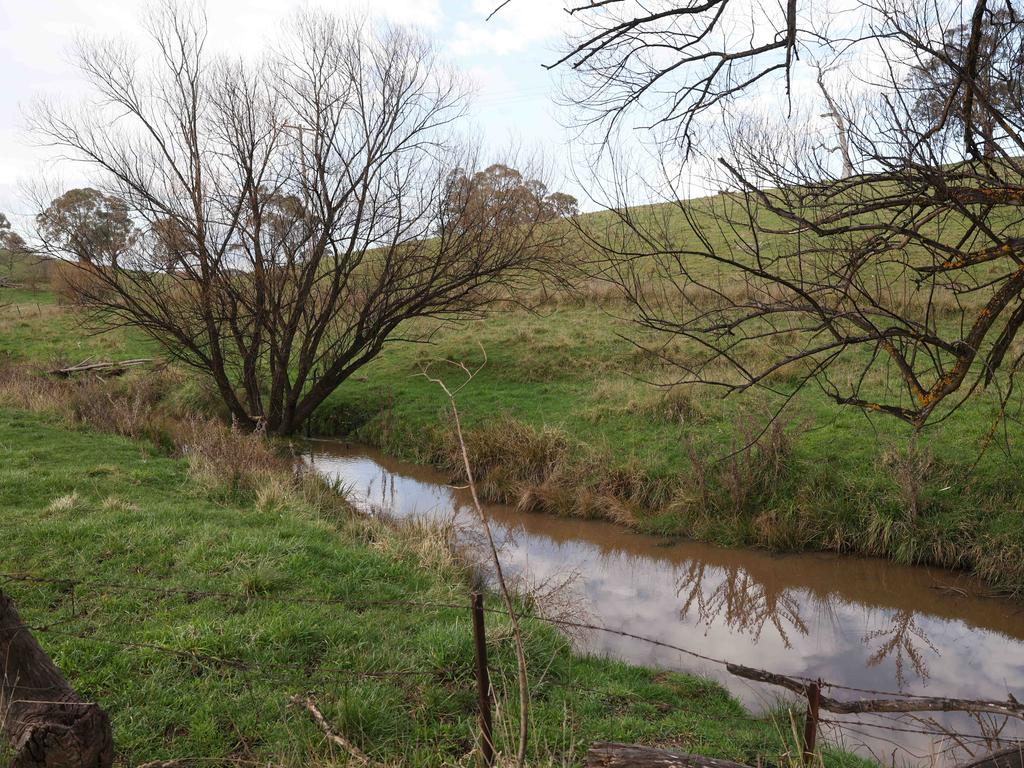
4 270 1024 596
0 365 868 766
306 302 1024 595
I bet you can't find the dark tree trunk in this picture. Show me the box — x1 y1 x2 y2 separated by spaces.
0 592 113 768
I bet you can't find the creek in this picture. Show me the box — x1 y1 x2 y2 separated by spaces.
305 439 1024 765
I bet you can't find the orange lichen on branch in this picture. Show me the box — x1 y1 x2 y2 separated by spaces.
879 338 927 404
947 185 1024 205
836 395 919 423
918 238 1024 274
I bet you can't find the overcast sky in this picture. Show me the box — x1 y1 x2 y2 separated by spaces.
0 0 580 227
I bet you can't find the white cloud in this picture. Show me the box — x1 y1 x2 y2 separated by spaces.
0 0 448 216
379 0 443 29
449 0 573 57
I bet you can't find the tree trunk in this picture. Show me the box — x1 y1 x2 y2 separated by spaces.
0 592 113 768
815 65 853 178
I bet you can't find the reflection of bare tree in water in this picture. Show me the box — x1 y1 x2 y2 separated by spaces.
863 610 939 687
675 562 808 648
909 711 1018 761
823 711 1019 767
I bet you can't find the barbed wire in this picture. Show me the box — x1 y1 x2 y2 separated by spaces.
7 622 443 683
0 571 831 678
4 570 1023 712
820 715 1024 744
0 572 464 613
0 571 768 672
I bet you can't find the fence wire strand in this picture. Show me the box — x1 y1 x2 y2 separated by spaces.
4 568 1024 764
4 570 1021 705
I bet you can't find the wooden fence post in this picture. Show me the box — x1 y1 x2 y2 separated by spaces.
0 590 113 768
802 680 821 766
471 592 494 767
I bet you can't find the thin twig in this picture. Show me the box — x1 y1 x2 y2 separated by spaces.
418 344 530 768
289 695 382 767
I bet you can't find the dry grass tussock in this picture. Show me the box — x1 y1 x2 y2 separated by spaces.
437 403 806 536
439 415 570 505
668 407 805 532
0 363 475 583
584 378 708 426
0 364 326 507
49 259 111 306
367 513 466 576
45 492 81 514
878 443 935 521
0 301 63 327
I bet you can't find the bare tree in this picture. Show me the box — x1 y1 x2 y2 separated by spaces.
567 0 1024 429
30 5 563 435
537 0 804 152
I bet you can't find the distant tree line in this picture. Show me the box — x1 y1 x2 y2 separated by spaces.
34 165 577 276
445 164 577 231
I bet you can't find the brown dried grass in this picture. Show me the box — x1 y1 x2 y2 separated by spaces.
0 364 306 502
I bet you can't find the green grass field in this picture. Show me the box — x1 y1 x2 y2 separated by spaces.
0 254 871 764
3 188 1014 764
3 214 1024 598
0 403 863 767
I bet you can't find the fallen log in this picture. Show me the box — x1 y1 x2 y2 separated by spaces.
727 663 1024 719
586 742 753 768
49 359 153 378
0 591 113 768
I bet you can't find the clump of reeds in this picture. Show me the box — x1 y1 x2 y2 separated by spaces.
439 414 569 504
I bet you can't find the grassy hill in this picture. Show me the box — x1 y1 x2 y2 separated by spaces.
3 185 1024 598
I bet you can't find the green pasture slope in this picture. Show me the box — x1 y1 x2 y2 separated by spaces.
2 182 1024 601
0 407 858 766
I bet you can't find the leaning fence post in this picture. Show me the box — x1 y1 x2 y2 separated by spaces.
0 591 114 768
802 679 821 766
471 591 495 767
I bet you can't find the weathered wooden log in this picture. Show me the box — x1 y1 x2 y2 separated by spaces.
727 663 1024 718
49 359 153 378
0 591 113 768
586 742 753 768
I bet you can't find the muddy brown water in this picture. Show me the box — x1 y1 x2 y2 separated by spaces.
304 439 1024 765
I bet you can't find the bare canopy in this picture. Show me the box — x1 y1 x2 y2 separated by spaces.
30 5 563 434
528 0 1024 428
